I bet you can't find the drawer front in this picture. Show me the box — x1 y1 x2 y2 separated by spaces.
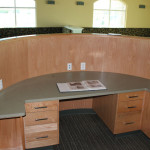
25 123 58 134
118 91 145 102
24 111 57 126
116 111 141 122
115 112 141 134
25 138 58 149
25 100 58 113
117 100 143 113
25 130 57 143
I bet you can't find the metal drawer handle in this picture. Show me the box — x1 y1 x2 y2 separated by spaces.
128 96 138 98
125 122 135 125
36 135 48 140
34 106 47 109
35 118 48 121
128 106 137 108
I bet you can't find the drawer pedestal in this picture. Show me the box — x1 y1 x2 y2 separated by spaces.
93 91 145 134
23 100 59 149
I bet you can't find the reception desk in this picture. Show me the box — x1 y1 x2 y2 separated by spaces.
1 34 150 149
0 71 150 149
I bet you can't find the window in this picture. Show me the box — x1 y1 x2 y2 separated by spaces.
93 0 126 28
0 0 36 28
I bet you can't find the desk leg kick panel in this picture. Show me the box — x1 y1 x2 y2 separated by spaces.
23 100 59 149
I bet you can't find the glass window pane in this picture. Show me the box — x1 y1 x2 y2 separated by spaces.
16 8 36 27
0 8 15 28
0 0 14 7
94 0 110 10
16 0 35 7
111 0 126 10
109 11 125 28
93 10 109 27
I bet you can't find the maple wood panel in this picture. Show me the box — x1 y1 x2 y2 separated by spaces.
0 34 150 89
27 35 104 78
25 100 58 113
141 91 150 138
93 95 118 132
59 98 93 111
0 117 24 150
24 111 58 126
102 37 150 78
118 91 145 102
0 38 28 89
114 112 141 134
117 100 143 113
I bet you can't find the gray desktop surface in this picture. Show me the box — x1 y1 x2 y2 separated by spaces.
0 71 149 119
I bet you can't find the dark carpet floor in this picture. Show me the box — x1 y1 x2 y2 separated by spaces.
28 110 150 150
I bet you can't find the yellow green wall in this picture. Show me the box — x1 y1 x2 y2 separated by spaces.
125 0 150 27
36 0 150 28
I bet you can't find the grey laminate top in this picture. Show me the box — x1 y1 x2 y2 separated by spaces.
0 71 150 119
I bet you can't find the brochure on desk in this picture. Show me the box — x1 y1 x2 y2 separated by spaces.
57 80 107 92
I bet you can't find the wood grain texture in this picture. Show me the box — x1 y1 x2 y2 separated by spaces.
59 98 93 111
102 37 150 78
25 138 58 149
24 111 57 126
118 91 145 102
0 117 24 150
24 100 59 149
0 38 28 89
141 92 150 138
27 35 104 78
117 100 143 113
1 34 150 89
93 95 118 132
114 112 141 134
25 100 58 113
24 123 58 134
25 130 57 143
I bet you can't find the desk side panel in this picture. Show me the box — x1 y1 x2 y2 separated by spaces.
0 117 25 150
93 95 118 132
141 91 150 138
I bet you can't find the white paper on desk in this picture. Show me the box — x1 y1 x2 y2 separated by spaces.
57 80 106 92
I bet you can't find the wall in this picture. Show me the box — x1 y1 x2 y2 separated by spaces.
125 0 150 28
36 0 95 27
36 0 150 28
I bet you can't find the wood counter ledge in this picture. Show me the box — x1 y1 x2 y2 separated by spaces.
0 71 149 119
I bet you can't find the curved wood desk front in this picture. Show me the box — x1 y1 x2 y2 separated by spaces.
0 71 150 149
1 34 150 149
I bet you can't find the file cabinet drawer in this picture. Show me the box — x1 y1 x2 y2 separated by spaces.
118 91 144 102
117 100 143 113
25 100 58 113
115 112 141 134
25 138 58 149
25 123 58 134
116 111 141 122
25 130 57 143
24 111 57 126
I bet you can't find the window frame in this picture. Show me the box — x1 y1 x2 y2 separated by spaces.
93 0 126 28
0 0 36 28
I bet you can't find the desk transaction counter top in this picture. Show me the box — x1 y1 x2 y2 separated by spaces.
0 71 150 119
